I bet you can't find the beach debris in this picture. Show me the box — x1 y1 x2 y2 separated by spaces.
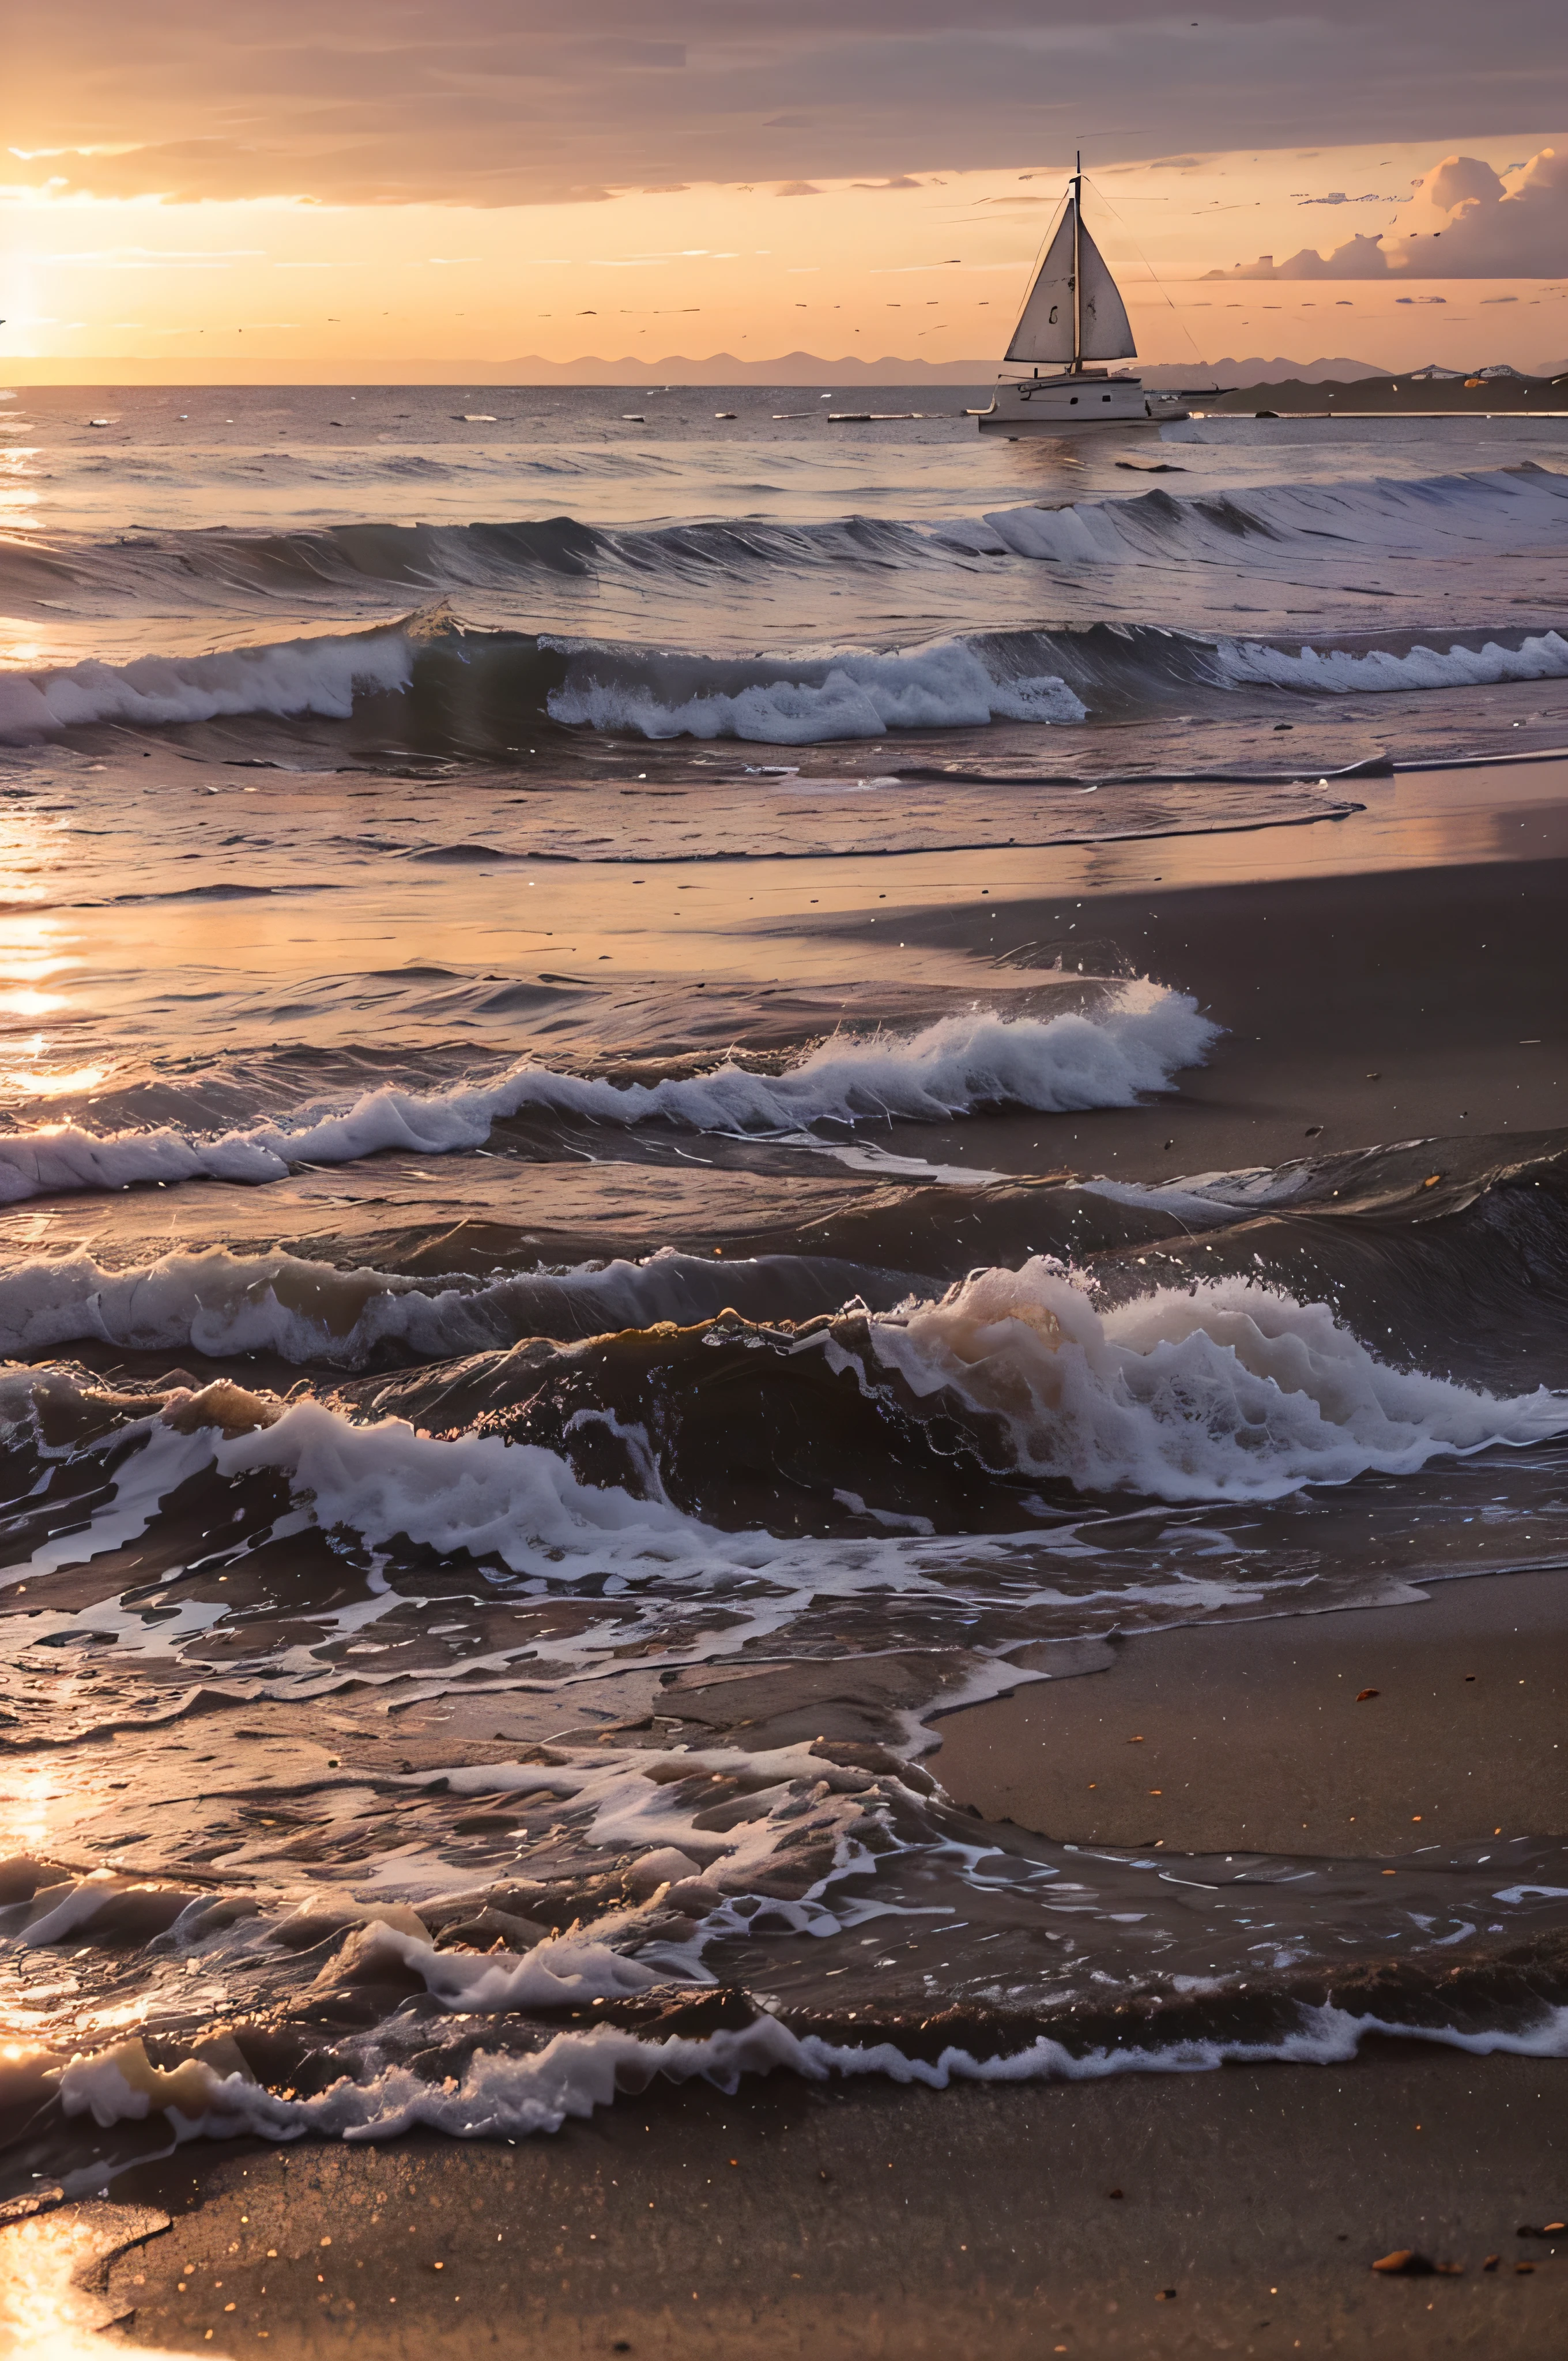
1107 2188 1124 2200
1356 1688 1379 1702
1156 2287 1178 2299
1305 1124 1323 1137
1371 2250 1436 2275
1516 2263 1536 2274
1483 2255 1500 2271
1517 2223 1564 2236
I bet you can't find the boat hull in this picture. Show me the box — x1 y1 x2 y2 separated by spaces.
975 375 1189 433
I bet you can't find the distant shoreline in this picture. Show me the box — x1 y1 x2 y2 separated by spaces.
6 364 1565 409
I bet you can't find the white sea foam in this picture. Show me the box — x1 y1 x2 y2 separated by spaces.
0 625 412 739
1216 627 1568 695
0 988 1215 1204
546 639 1087 743
213 1396 717 1572
869 1260 1568 1502
58 1999 1568 2147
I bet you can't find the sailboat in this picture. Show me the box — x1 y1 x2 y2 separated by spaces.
976 158 1189 433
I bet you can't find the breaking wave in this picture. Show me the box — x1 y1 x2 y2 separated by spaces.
545 638 1086 742
3 458 1566 749
6 608 1562 750
0 1244 894 1366
0 989 1215 1204
868 1260 1568 1502
1218 627 1568 696
9 1265 1563 1587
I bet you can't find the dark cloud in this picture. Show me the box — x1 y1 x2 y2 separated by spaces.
7 2 1567 206
1208 146 1568 278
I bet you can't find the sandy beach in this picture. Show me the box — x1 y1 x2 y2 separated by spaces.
935 1567 1567 1857
6 2046 1555 2356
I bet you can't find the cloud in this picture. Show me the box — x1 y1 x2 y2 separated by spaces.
1209 231 1390 280
6 2 1567 208
1426 153 1501 209
1207 144 1568 278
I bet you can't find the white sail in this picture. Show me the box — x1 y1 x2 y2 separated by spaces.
1004 206 1077 365
1003 196 1137 367
1077 219 1136 361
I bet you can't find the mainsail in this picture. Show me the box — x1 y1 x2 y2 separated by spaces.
1004 194 1137 368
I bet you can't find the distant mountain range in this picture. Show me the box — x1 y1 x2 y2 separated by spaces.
503 350 994 384
501 349 1396 388
1138 356 1385 387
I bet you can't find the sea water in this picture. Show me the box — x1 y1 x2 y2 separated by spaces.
1 383 1566 2185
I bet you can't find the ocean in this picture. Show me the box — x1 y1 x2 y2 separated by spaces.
1 381 1566 2189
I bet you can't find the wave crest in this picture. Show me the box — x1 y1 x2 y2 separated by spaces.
546 639 1085 743
872 1260 1568 1501
0 990 1216 1205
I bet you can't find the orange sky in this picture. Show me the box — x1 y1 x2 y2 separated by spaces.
4 139 1566 379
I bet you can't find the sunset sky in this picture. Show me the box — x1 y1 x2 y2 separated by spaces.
3 0 1565 378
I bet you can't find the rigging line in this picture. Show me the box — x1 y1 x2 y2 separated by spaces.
1081 173 1212 376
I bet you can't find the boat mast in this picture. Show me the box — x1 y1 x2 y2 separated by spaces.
1072 150 1083 374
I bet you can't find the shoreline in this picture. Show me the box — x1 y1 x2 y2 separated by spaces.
14 2048 1557 2357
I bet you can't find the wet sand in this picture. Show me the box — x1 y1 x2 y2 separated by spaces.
28 2048 1558 2357
934 1567 1568 1857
